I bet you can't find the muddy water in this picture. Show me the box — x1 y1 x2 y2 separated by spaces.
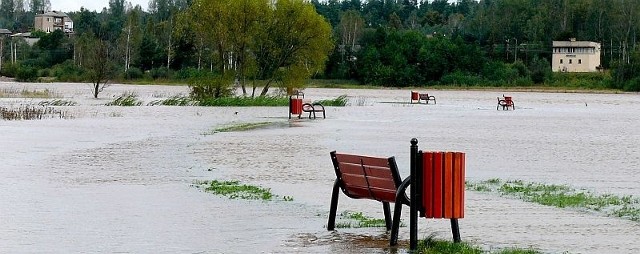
1 82 639 253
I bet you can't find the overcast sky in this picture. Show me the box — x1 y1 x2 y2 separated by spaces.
49 0 149 12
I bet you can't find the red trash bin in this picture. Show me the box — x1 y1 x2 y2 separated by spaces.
289 97 302 118
411 91 419 101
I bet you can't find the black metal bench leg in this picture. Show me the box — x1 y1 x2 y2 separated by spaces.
450 218 461 243
390 201 403 246
382 202 392 231
327 179 340 231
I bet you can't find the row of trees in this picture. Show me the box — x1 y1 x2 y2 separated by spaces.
3 0 640 93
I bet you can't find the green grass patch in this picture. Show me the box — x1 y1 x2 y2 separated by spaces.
314 94 348 106
467 178 640 221
1 105 71 120
195 180 293 201
106 92 143 106
417 235 541 254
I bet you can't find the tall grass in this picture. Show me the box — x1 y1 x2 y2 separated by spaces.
199 96 289 106
106 92 143 106
1 105 70 120
314 95 348 106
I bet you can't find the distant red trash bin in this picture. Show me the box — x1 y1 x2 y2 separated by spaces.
411 91 419 101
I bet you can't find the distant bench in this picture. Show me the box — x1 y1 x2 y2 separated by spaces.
419 93 436 104
410 91 436 104
327 139 465 250
302 103 325 119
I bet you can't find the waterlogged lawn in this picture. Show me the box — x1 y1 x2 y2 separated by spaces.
467 178 640 221
195 180 293 201
204 121 288 135
334 211 396 228
415 236 540 254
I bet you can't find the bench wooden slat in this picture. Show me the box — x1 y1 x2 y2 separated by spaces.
334 153 391 168
341 173 397 192
338 162 394 179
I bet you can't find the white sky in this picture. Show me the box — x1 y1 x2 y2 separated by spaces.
49 0 149 12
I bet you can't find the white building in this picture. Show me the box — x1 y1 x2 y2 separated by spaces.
552 39 601 72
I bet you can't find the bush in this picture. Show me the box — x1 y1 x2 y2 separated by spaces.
150 67 170 79
51 60 86 82
106 92 143 106
0 62 18 77
124 67 144 80
174 67 212 80
623 77 640 92
15 66 38 82
440 71 484 86
189 73 234 99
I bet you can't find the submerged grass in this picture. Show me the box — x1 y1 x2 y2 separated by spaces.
1 105 71 120
334 211 392 228
38 99 77 106
417 235 541 254
199 96 288 106
467 178 640 221
106 92 143 106
314 95 348 106
195 180 293 201
147 95 197 106
0 88 61 98
204 121 286 135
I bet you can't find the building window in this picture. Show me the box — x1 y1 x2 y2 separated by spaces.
578 59 582 64
560 59 563 64
569 59 572 64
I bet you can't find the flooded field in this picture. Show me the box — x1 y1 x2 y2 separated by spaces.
1 82 639 253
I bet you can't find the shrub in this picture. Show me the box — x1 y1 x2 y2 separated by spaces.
150 67 170 79
124 67 144 80
189 73 234 100
51 60 86 82
106 92 143 106
15 66 38 82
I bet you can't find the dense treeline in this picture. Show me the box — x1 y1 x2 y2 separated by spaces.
1 0 640 92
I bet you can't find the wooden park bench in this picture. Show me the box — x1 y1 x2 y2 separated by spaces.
328 139 466 250
411 91 436 104
497 95 515 110
327 151 410 245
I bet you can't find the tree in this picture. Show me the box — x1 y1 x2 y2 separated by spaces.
253 0 333 96
81 35 116 98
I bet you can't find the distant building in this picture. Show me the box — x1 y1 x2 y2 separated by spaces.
34 11 74 34
552 39 601 72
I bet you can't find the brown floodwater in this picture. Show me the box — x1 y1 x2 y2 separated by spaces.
1 82 639 253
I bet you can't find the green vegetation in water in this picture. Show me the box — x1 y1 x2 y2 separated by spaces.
199 96 289 106
467 178 640 221
147 95 196 106
196 180 293 201
417 235 541 254
1 105 70 120
314 94 348 106
106 92 143 106
334 211 404 228
205 121 285 135
38 99 77 106
0 88 61 98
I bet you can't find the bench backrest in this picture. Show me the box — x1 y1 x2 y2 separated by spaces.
416 151 465 219
330 151 402 203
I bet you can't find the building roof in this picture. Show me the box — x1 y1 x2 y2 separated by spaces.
0 28 11 35
36 11 69 18
553 40 600 48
